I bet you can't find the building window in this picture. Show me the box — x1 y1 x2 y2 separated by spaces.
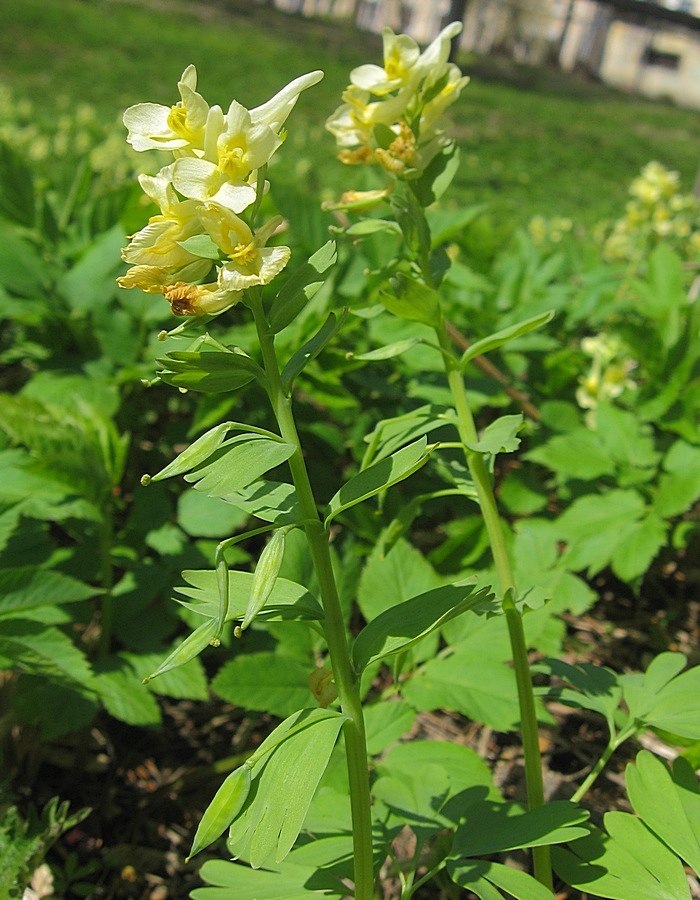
643 47 682 69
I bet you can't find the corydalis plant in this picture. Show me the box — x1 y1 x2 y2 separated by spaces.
326 22 467 186
118 65 322 316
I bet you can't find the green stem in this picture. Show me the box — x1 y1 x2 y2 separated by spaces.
250 296 375 900
435 322 553 891
571 727 633 804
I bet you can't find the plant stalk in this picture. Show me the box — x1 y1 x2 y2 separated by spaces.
251 296 375 900
435 321 553 891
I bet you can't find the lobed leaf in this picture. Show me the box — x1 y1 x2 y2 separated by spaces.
184 436 295 501
157 348 262 393
626 750 700 874
553 815 690 900
227 709 346 868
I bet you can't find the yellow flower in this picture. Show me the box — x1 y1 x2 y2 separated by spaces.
249 70 324 131
350 30 421 95
117 263 241 317
123 65 210 154
121 173 207 269
198 203 291 290
162 280 243 317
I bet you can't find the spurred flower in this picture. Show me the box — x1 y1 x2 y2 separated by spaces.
123 65 210 154
198 203 291 291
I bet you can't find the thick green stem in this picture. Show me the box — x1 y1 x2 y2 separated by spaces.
435 322 553 891
251 297 375 900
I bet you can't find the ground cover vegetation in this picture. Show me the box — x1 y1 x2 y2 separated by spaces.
0 1 699 898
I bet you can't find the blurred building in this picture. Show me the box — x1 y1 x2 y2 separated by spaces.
260 0 700 109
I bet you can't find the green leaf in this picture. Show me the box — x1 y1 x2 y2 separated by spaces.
451 800 589 858
363 701 416 755
184 436 295 501
526 428 615 481
447 859 557 900
227 709 345 868
610 511 667 584
144 422 234 483
621 652 700 739
553 816 690 900
325 437 434 525
58 225 125 314
177 233 221 260
0 567 97 616
268 241 337 333
157 348 262 393
212 652 313 718
626 749 700 873
352 337 423 361
222 479 301 526
93 657 162 726
378 740 497 801
0 222 48 296
373 764 451 834
362 404 455 467
175 568 322 625
555 489 646 576
402 647 520 731
281 310 346 395
0 141 36 226
357 538 442 623
194 857 342 899
411 143 461 206
352 581 493 672
0 619 95 688
465 414 523 457
344 218 401 237
177 489 248 538
654 441 700 519
539 658 622 726
380 274 441 327
460 311 555 370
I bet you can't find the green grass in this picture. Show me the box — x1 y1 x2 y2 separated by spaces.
1 0 699 229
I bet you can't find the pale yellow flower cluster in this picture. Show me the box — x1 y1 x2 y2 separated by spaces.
528 215 574 247
118 66 323 317
602 161 700 263
325 23 468 180
576 334 637 427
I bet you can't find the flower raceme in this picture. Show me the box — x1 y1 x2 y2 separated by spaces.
326 22 468 178
118 66 323 316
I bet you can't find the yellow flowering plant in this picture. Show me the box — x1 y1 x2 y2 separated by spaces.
118 37 700 900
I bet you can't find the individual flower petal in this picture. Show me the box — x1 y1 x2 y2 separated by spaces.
117 259 213 293
250 70 324 132
171 157 257 213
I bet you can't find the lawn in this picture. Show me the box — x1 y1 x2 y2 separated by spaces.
1 0 699 229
